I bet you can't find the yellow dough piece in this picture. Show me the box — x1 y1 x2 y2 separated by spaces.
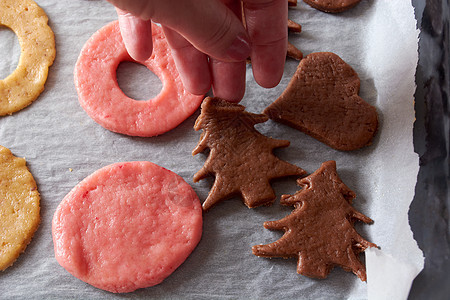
0 145 40 271
0 0 56 116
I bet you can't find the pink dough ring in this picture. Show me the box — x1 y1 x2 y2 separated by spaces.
74 21 203 137
52 161 203 293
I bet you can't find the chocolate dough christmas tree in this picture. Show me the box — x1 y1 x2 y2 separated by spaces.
252 160 377 281
193 97 305 211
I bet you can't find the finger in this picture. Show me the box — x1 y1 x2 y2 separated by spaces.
116 8 153 62
210 0 246 102
162 26 211 95
243 0 288 88
210 59 246 102
108 0 251 62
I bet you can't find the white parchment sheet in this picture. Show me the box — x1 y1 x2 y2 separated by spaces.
0 0 423 299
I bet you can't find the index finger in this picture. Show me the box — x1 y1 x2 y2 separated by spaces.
116 8 153 62
243 0 288 88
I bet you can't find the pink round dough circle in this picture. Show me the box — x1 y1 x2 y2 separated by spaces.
74 21 203 137
52 161 203 293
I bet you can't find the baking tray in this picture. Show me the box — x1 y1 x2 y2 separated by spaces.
409 0 450 299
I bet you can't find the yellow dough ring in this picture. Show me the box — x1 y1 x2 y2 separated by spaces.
0 0 55 116
0 145 40 271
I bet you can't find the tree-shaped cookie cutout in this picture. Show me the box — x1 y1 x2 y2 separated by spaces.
252 160 377 281
193 97 305 211
264 52 378 151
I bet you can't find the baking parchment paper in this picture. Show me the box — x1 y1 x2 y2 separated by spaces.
0 0 424 299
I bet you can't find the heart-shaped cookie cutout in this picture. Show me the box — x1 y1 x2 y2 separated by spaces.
264 52 378 151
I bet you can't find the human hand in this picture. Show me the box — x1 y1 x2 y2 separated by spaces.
107 0 288 102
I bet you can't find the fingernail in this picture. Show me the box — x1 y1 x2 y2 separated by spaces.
225 34 251 61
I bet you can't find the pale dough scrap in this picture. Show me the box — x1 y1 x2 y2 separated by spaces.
0 145 40 271
0 0 56 116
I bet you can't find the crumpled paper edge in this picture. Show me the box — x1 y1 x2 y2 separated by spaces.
364 1 425 299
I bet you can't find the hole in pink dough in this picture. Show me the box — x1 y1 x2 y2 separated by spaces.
0 26 20 80
116 61 163 101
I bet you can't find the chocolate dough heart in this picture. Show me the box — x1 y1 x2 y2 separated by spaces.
264 52 378 151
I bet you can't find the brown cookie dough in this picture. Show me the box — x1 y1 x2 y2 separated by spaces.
252 161 377 281
287 42 303 61
287 20 303 60
0 145 40 271
193 97 305 211
264 52 378 151
303 0 362 13
288 19 302 33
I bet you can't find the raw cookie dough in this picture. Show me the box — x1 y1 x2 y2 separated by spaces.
74 21 203 137
193 97 305 211
264 52 378 151
0 0 55 116
52 161 202 293
303 0 362 13
252 161 376 281
0 145 40 271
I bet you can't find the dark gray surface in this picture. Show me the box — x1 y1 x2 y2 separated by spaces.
409 0 450 299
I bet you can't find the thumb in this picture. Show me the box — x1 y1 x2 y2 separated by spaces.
107 0 251 62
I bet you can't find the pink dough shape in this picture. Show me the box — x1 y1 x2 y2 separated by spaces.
74 21 204 137
52 161 203 293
